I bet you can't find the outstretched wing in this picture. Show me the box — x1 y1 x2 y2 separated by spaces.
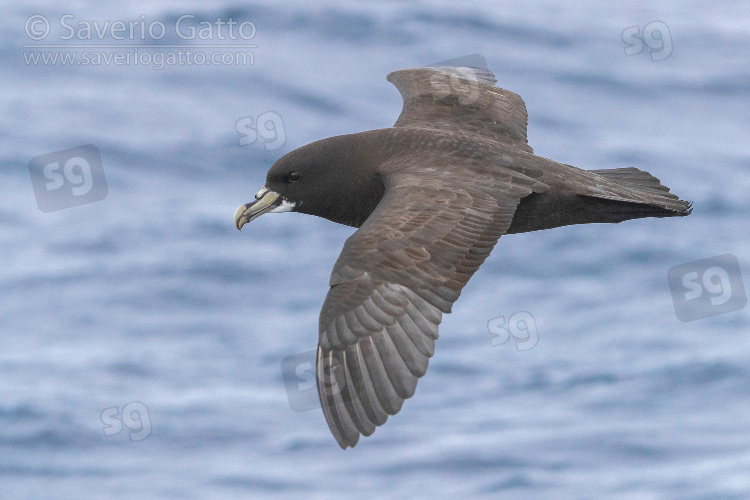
316 162 544 448
387 66 533 153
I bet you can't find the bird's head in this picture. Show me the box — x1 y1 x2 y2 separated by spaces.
234 133 386 230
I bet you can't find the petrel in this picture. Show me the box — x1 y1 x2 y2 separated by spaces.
234 63 691 449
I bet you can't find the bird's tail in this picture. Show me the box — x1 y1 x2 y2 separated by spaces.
506 166 691 234
586 167 692 218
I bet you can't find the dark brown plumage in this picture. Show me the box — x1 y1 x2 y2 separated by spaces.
233 63 691 449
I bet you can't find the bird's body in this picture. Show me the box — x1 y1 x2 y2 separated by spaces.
234 63 691 449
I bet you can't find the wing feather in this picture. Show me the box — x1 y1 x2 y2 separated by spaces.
387 66 533 153
317 164 539 448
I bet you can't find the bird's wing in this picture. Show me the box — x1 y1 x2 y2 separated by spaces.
317 161 542 448
387 66 533 153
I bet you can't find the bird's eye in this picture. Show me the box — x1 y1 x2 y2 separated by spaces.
288 172 302 182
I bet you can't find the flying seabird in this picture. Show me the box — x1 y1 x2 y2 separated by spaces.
233 63 691 449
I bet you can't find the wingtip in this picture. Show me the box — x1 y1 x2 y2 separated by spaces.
337 437 357 450
682 200 693 216
329 422 359 450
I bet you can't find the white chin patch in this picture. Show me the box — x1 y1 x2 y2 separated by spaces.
270 199 296 213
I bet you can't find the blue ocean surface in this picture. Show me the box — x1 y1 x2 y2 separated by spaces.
2 1 750 498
